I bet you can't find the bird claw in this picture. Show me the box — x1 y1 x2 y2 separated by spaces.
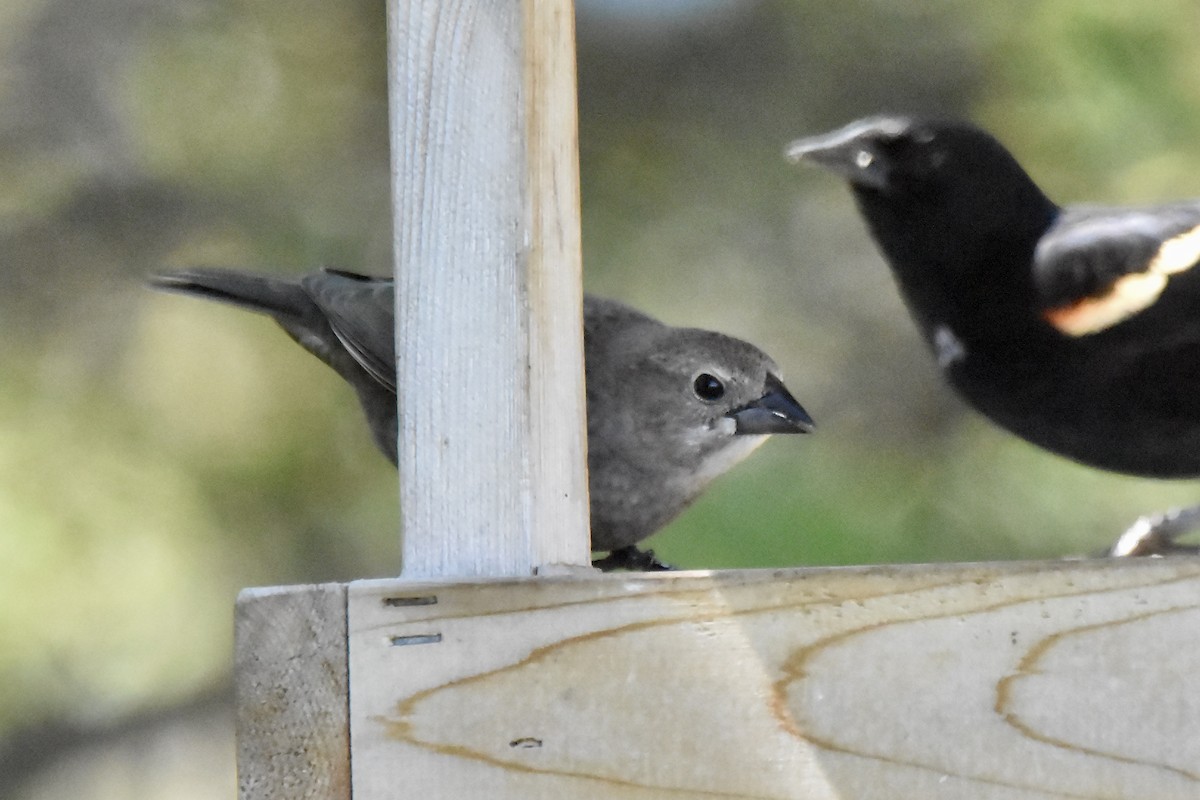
592 546 675 572
1108 506 1200 557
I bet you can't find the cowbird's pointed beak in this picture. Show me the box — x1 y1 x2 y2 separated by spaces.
727 373 815 435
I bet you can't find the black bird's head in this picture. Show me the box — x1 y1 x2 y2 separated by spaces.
786 116 1028 198
786 115 1057 236
786 116 1059 325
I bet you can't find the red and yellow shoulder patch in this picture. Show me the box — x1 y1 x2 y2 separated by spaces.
1044 225 1200 336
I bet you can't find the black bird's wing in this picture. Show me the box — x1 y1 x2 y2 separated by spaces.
302 269 398 392
1034 202 1200 337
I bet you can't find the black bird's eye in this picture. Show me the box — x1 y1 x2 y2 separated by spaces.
692 373 725 402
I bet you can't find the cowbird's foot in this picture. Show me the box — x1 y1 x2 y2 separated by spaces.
592 545 675 572
1108 506 1200 557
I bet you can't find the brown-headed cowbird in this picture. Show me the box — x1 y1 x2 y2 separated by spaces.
149 268 813 569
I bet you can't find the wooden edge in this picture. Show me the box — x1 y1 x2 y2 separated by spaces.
236 559 1200 798
235 583 350 800
523 0 592 569
343 558 1200 799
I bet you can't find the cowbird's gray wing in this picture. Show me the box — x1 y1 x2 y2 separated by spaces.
149 266 400 464
303 269 397 392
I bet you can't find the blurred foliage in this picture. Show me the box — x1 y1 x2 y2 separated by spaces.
975 1 1200 199
3 0 1200 797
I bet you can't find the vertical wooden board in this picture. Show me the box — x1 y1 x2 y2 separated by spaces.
347 560 1200 799
386 0 589 579
236 583 349 800
522 0 589 570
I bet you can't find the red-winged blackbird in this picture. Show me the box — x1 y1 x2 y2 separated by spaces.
787 116 1200 556
149 268 814 570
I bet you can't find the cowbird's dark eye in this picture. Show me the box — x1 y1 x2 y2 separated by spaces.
692 373 725 401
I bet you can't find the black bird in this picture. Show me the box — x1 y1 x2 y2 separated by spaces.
787 115 1200 556
149 268 814 570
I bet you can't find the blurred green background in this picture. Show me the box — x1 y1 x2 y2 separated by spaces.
4 0 1200 796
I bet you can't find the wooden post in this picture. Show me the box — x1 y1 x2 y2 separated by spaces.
387 0 589 579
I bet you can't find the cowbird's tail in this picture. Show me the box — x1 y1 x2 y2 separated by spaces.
147 268 314 324
147 267 400 464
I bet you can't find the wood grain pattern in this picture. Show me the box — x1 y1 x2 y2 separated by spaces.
521 0 589 572
386 0 589 579
235 583 349 800
345 559 1200 799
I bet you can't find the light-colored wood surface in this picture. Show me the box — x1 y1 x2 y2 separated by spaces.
235 583 349 800
345 559 1200 799
521 0 589 572
386 0 589 579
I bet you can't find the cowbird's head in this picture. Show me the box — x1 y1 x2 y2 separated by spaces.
584 297 812 551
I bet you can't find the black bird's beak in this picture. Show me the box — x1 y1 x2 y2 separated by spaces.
727 373 815 435
785 118 904 191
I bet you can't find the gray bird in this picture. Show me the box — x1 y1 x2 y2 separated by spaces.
148 268 814 570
